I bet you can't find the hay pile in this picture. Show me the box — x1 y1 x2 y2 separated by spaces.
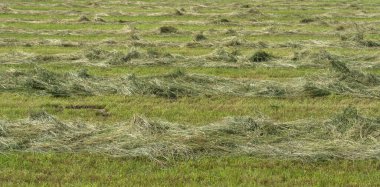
85 48 142 65
291 49 334 67
206 48 239 63
0 108 379 161
308 58 380 98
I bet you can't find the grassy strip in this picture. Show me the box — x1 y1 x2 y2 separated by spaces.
0 153 379 186
1 93 379 124
0 64 322 79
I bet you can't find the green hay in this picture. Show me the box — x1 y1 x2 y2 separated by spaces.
223 37 245 47
340 31 380 48
304 58 380 98
194 33 207 41
292 50 333 66
207 48 238 63
78 15 90 22
303 84 331 98
85 48 111 60
0 108 379 162
84 48 141 65
300 18 315 24
174 9 184 16
159 26 178 34
219 18 230 23
330 59 380 86
249 51 272 63
2 63 379 99
109 49 140 65
94 16 106 22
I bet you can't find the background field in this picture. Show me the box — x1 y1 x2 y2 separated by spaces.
0 0 380 186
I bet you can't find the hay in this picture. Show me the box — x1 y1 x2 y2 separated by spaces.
85 48 111 60
330 59 380 86
159 26 178 34
219 18 230 23
300 18 315 24
303 84 331 98
78 15 90 22
84 48 142 65
108 49 141 65
194 33 207 41
207 48 238 63
225 29 237 35
174 9 184 16
223 37 245 47
2 63 379 99
0 5 14 13
249 51 272 63
0 108 379 161
291 49 333 67
340 31 380 47
304 57 380 98
94 16 106 22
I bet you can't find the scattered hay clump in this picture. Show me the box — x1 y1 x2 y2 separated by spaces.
159 26 178 34
330 59 380 86
94 16 106 22
340 32 380 47
303 84 331 97
208 48 238 63
300 18 315 24
174 9 184 16
291 50 335 66
214 18 230 24
194 33 207 41
249 51 272 63
79 15 91 22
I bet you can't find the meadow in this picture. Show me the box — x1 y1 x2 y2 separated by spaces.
0 0 380 186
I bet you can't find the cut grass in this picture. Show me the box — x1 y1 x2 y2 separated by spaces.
2 22 125 31
0 64 325 79
1 0 380 184
0 153 379 186
1 106 379 160
1 93 380 124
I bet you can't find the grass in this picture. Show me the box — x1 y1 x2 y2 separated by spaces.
2 22 125 31
1 93 380 124
1 153 379 186
1 0 380 185
0 64 325 79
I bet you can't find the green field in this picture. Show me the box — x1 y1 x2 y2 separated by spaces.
0 0 380 186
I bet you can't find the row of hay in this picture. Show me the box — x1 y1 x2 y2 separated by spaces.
0 107 379 162
2 46 377 69
307 56 380 98
1 59 380 99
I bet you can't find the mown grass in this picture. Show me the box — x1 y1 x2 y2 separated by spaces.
1 93 379 124
2 22 125 31
0 13 76 20
0 64 323 78
1 153 379 186
1 0 379 185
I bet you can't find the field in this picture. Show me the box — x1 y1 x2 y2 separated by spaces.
0 0 380 186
